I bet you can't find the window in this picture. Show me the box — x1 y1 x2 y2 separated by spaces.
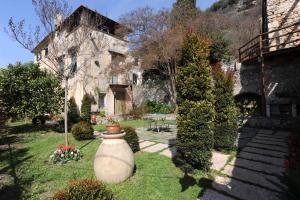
98 93 106 109
98 25 109 34
112 75 118 84
44 46 48 56
132 73 138 85
58 55 65 74
70 51 77 74
36 52 41 61
111 52 125 68
134 57 139 65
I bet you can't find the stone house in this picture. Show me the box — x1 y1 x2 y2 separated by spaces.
32 5 142 116
236 0 300 119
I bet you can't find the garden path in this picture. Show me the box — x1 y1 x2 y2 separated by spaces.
200 129 289 200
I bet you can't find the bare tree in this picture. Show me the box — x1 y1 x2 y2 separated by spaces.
5 0 108 145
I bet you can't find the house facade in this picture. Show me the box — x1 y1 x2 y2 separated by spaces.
32 6 142 116
236 0 300 120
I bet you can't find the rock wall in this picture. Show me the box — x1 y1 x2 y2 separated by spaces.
267 0 300 51
234 52 300 117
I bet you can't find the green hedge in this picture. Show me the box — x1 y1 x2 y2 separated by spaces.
71 121 94 141
53 179 114 200
176 33 215 171
213 66 238 151
123 126 140 153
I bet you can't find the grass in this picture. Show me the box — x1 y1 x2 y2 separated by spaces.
0 121 206 200
93 119 176 132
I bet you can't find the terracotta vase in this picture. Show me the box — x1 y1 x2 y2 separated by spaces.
91 114 97 124
106 124 121 134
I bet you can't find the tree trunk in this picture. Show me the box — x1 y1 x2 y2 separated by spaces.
64 77 68 146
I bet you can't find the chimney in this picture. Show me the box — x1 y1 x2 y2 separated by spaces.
55 14 64 29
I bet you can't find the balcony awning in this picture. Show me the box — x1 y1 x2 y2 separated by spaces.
109 84 129 90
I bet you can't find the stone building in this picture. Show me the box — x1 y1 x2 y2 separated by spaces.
32 5 142 116
236 0 300 119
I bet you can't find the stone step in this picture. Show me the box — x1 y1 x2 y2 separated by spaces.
200 188 236 200
237 151 285 167
253 135 287 144
257 129 274 135
229 157 286 176
159 146 177 158
211 152 230 171
242 146 287 158
223 165 287 193
142 143 168 153
274 131 291 137
250 138 287 148
139 141 156 149
255 133 287 141
246 142 288 153
209 176 284 200
251 137 287 145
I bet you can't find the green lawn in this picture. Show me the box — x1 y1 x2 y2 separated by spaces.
0 121 205 200
93 119 176 132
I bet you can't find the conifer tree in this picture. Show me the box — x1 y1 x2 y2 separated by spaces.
81 94 91 123
68 96 80 123
213 64 238 151
176 32 215 171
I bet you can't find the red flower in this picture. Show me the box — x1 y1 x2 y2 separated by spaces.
70 146 76 150
64 145 70 151
57 144 63 149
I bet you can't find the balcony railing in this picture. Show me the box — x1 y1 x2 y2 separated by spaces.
239 22 300 63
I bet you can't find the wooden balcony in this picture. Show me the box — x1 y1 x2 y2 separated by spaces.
239 22 300 63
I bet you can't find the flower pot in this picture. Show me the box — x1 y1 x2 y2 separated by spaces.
91 114 97 124
106 124 121 134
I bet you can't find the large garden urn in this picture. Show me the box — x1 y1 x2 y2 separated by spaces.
94 131 134 184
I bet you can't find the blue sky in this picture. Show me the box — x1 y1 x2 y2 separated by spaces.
0 0 218 67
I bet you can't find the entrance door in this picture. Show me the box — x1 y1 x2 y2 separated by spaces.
114 91 125 115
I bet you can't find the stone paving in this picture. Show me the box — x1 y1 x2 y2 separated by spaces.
95 126 289 200
200 129 289 200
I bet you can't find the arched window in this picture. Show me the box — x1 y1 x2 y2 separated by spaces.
132 73 138 85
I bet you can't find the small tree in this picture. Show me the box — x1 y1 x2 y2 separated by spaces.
0 62 64 121
81 94 91 123
68 97 80 124
176 32 215 171
212 64 238 151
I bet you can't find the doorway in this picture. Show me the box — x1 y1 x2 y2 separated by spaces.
114 91 125 115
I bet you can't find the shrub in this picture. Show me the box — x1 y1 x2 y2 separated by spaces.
144 100 172 114
212 65 238 151
68 97 80 123
71 121 94 141
123 126 140 153
32 115 47 126
53 179 114 200
128 106 144 119
81 94 91 123
176 33 215 171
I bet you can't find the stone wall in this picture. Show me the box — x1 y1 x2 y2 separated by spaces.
234 51 300 117
267 0 300 51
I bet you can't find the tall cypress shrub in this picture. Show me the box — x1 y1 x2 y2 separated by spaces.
81 94 91 123
176 33 215 171
68 96 80 123
213 64 238 151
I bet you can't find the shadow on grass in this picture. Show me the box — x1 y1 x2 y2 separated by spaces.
0 124 34 200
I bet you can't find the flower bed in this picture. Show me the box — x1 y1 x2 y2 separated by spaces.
51 144 81 163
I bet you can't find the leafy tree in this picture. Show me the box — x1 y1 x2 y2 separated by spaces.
213 64 238 151
81 94 91 123
68 97 80 123
209 34 230 64
176 33 215 171
0 62 64 120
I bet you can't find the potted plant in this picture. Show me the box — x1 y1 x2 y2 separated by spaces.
106 116 121 134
